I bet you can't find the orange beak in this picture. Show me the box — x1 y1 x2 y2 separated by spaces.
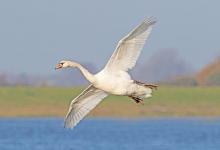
55 63 63 70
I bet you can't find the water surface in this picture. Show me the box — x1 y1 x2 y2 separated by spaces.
0 118 220 150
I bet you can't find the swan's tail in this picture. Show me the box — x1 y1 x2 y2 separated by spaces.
134 80 158 98
129 80 158 103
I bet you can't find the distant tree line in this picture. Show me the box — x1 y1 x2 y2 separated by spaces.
1 49 220 87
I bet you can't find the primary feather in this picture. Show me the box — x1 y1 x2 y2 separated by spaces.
64 85 108 128
105 17 156 72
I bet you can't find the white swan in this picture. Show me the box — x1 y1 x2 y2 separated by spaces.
55 17 157 129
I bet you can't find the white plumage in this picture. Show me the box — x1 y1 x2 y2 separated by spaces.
55 17 157 129
105 18 156 72
64 85 108 128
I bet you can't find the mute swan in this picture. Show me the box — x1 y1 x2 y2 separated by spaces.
55 17 158 129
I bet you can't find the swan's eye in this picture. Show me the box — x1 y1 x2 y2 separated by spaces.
60 62 64 65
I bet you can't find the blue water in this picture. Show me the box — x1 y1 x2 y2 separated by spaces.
0 118 220 150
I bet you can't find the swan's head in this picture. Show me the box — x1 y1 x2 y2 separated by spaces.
55 60 78 69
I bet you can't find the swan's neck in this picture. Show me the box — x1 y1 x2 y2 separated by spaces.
70 62 96 83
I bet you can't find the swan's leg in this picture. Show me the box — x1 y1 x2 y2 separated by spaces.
128 96 144 105
134 80 158 90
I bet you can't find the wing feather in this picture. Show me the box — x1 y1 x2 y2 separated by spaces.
105 17 156 72
64 85 108 129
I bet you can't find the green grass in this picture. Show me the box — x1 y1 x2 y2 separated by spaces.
0 86 220 117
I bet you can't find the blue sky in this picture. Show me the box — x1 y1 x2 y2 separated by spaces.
0 0 220 75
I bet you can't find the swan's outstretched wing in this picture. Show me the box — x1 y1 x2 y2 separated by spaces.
105 17 156 72
64 85 108 129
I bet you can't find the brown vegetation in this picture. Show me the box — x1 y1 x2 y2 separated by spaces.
196 57 220 86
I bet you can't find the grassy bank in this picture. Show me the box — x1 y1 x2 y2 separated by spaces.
0 86 220 117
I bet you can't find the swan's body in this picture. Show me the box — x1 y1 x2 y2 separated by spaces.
55 18 157 128
94 69 131 95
